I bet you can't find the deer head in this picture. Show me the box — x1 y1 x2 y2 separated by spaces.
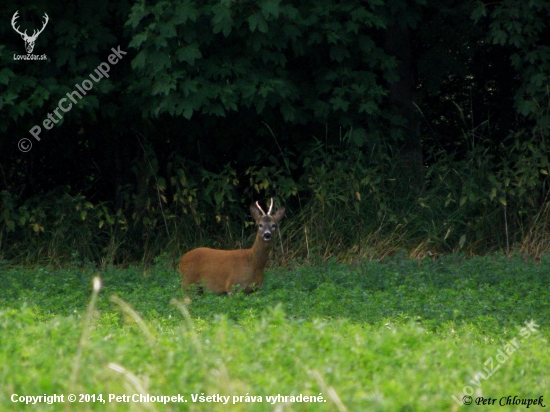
12 11 49 54
250 198 285 242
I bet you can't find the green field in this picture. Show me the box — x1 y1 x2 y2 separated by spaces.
1 255 548 411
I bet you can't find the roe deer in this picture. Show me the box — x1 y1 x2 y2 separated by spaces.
178 199 285 294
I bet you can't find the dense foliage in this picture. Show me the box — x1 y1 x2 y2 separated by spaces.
1 0 549 263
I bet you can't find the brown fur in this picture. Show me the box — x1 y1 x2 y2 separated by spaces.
179 203 285 294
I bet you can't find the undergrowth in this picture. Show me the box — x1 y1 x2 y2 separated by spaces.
1 131 549 265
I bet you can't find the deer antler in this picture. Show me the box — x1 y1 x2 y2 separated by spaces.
255 201 266 216
30 13 49 40
11 11 26 37
255 198 274 216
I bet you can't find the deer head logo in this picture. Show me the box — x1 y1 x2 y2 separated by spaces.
11 10 49 54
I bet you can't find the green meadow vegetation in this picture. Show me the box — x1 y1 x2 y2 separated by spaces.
1 255 548 411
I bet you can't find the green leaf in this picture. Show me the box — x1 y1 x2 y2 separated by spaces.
260 0 281 18
493 30 507 45
152 80 175 96
183 107 193 120
207 104 226 117
176 44 202 65
530 73 547 88
330 96 350 112
160 22 177 38
351 128 367 147
0 91 18 106
280 102 295 122
248 13 258 32
516 99 537 116
258 16 269 33
0 68 14 85
248 13 269 33
471 2 487 24
129 33 148 49
131 51 148 70
359 101 378 115
126 2 148 29
212 3 233 37
329 45 350 63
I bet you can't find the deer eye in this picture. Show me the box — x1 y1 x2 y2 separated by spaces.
259 223 264 229
271 223 276 229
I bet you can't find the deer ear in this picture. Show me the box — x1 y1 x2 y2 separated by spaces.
272 207 285 222
250 204 263 222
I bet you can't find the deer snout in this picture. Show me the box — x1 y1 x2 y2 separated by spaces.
262 231 272 241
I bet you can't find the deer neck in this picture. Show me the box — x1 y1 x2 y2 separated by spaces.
249 232 273 270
